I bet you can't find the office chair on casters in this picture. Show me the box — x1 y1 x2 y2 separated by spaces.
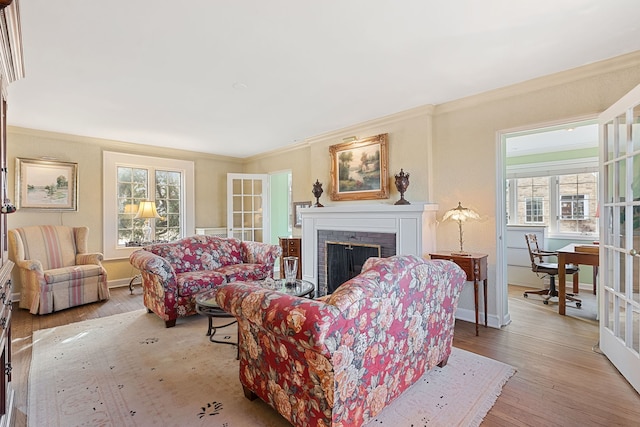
523 233 582 308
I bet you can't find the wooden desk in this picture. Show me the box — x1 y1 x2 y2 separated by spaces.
557 244 599 315
429 252 488 336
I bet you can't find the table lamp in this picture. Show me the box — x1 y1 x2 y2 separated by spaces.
442 201 480 255
135 200 161 243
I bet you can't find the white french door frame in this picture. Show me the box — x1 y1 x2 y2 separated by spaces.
226 173 270 242
599 83 640 394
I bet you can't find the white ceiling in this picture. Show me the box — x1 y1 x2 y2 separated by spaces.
506 121 598 157
6 1 640 158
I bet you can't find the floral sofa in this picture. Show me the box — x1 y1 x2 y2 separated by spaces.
215 254 467 426
129 235 281 327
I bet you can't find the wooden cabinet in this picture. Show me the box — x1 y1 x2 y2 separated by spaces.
0 3 22 425
279 237 302 279
429 252 488 336
0 261 12 427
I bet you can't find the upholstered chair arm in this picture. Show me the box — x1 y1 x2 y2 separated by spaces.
129 249 178 292
76 252 104 265
14 258 44 273
216 282 343 357
241 241 282 267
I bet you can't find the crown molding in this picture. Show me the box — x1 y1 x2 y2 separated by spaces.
304 104 435 145
436 50 640 115
0 0 23 94
7 126 245 163
242 139 310 163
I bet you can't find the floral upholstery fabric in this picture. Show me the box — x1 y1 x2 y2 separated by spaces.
215 255 467 427
129 235 281 327
9 225 109 315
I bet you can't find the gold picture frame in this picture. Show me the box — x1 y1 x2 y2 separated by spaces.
293 201 311 227
16 158 78 210
329 133 389 201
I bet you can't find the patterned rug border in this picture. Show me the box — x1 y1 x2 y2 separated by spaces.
28 309 516 427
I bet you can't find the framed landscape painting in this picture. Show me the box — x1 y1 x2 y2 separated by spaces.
16 158 78 210
329 133 389 201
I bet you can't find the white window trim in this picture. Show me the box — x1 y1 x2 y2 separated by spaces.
103 151 195 260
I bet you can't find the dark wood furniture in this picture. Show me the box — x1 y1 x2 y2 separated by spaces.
0 261 12 425
522 233 581 310
557 244 599 315
429 252 488 336
0 6 26 424
279 237 301 279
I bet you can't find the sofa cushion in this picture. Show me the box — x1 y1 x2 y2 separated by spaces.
176 270 227 297
216 263 271 283
146 235 244 273
43 265 104 285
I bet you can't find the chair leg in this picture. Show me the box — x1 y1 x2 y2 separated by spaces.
523 288 550 297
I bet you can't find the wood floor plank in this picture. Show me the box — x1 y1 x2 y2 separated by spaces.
8 285 640 426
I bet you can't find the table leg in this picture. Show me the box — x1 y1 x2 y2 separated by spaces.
558 253 566 315
128 273 141 294
474 280 479 336
483 279 488 328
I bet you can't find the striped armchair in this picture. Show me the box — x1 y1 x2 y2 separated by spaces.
9 225 109 314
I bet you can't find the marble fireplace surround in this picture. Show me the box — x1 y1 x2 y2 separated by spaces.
300 203 438 296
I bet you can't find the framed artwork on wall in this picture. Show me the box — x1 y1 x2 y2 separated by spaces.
293 201 311 227
16 158 78 210
329 133 389 201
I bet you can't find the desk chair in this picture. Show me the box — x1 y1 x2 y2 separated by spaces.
523 233 582 308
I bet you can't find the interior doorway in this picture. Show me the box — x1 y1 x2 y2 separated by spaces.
269 170 291 245
498 118 599 324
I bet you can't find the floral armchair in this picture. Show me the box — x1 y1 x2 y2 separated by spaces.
129 235 281 327
9 225 109 315
215 254 467 426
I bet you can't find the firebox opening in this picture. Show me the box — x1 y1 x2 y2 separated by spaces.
326 241 381 294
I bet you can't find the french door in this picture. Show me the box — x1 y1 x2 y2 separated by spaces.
599 83 640 393
226 173 270 242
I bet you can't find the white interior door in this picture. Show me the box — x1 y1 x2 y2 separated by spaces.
227 173 270 242
599 83 640 393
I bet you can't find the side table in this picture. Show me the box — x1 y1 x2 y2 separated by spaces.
429 252 488 336
195 289 239 359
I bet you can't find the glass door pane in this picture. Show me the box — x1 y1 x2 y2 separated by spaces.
227 173 269 242
599 83 640 394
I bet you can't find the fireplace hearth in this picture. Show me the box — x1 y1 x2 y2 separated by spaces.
300 203 438 297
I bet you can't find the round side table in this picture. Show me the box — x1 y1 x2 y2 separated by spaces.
195 289 238 358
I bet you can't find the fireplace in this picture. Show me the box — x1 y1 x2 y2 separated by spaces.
300 203 438 297
325 241 381 294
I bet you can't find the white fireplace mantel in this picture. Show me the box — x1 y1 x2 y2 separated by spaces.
300 202 439 287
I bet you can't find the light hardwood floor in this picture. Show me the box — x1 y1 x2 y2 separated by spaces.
10 285 640 426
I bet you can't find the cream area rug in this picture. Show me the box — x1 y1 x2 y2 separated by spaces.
28 310 515 427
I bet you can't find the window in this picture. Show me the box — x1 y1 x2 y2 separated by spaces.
525 197 544 223
104 152 195 260
506 172 598 236
516 177 549 224
560 195 587 220
116 167 182 243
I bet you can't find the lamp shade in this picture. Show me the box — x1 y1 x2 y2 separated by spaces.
135 201 161 220
442 202 480 223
